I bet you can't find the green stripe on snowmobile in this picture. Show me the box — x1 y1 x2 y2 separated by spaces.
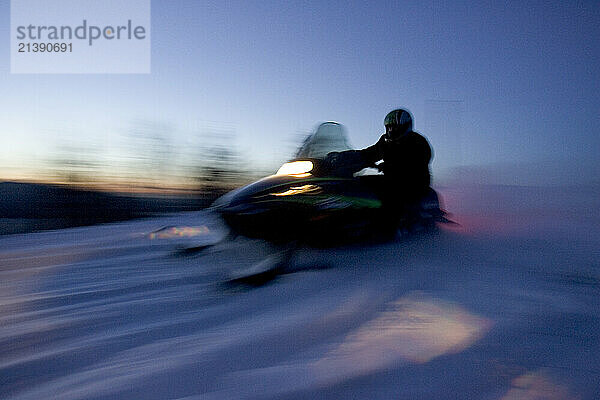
254 194 382 209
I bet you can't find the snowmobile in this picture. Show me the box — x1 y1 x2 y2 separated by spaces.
212 122 446 246
149 122 447 284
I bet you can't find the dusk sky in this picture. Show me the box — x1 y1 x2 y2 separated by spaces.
1 0 599 185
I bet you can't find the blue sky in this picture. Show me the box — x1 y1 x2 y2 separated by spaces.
1 0 599 185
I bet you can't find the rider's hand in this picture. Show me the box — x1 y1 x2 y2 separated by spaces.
325 152 340 168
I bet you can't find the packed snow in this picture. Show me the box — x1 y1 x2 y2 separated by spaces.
1 184 599 399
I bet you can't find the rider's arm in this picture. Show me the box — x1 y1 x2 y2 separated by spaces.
358 135 385 165
326 150 368 171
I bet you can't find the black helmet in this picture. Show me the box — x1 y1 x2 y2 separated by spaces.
384 109 412 141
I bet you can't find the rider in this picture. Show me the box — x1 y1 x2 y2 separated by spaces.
360 108 432 202
327 108 433 229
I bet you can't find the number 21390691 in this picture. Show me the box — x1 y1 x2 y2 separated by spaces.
18 43 73 52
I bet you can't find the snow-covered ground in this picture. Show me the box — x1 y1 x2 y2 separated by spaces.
1 185 599 399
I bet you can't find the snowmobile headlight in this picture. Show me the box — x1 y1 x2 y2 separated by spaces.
276 161 313 177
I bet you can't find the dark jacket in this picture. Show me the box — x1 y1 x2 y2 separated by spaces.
359 131 432 199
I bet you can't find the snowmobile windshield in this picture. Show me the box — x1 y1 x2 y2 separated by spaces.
295 122 352 159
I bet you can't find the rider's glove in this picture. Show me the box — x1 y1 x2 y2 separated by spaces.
325 152 340 168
